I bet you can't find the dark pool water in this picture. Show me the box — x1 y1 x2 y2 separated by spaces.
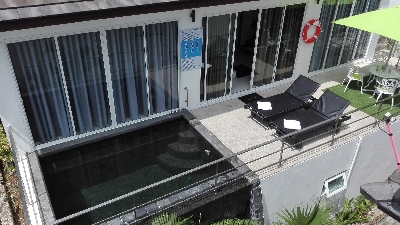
39 118 233 224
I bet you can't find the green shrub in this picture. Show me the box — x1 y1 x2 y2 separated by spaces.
0 124 14 177
274 196 375 225
151 212 260 225
331 196 374 225
211 219 261 225
274 200 331 225
151 212 193 225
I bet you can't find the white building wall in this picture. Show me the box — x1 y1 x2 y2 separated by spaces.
260 122 400 224
382 0 400 7
178 9 203 110
293 1 323 76
345 121 400 198
0 0 317 147
261 140 358 224
0 43 33 148
181 0 312 109
0 0 384 147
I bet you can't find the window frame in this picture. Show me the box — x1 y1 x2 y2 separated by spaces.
5 18 182 148
324 172 347 197
200 3 306 102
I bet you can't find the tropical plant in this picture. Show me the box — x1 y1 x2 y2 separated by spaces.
151 212 261 225
0 124 14 177
353 195 374 214
274 200 331 225
151 212 194 225
211 219 260 225
331 196 374 225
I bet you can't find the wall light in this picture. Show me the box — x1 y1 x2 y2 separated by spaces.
190 10 195 22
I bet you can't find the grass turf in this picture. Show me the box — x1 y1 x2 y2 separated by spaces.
327 79 400 120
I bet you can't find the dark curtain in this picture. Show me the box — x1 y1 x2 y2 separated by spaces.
275 3 306 81
145 21 179 114
58 32 111 134
107 26 148 123
8 39 73 143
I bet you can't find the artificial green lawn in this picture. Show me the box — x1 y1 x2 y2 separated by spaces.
327 79 400 120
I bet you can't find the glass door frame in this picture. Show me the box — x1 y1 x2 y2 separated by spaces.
201 4 306 102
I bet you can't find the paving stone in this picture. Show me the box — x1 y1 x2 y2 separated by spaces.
120 212 135 224
145 202 159 215
134 207 148 219
189 183 210 195
185 185 201 195
157 198 170 209
107 217 121 225
178 189 192 200
216 174 229 184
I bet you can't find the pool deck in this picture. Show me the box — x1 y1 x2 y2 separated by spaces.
190 60 392 179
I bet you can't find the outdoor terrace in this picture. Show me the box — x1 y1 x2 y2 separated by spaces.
15 56 400 225
190 58 398 179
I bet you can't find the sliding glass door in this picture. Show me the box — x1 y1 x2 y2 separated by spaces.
201 4 306 101
231 10 258 93
324 1 353 68
202 14 234 100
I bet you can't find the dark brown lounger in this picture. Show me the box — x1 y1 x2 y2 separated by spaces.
269 90 351 149
244 75 320 121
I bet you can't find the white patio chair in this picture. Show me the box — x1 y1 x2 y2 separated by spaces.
370 78 400 108
342 63 367 94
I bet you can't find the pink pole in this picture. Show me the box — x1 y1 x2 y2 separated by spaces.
386 122 400 174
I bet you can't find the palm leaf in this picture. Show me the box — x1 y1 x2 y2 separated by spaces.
275 200 331 225
151 212 194 225
211 218 261 225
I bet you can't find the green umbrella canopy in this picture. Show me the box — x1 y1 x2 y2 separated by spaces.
334 5 400 42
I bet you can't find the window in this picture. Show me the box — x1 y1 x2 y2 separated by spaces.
58 32 111 134
8 21 179 144
107 26 148 123
145 22 179 114
8 38 73 143
324 172 347 197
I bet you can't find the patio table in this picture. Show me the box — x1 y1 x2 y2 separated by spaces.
363 64 400 91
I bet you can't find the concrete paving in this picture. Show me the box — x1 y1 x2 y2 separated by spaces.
190 62 382 179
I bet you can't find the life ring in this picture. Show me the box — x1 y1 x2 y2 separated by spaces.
302 19 322 44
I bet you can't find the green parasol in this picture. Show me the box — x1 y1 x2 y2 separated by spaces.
334 5 400 65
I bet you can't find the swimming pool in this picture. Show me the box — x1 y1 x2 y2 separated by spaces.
39 115 234 224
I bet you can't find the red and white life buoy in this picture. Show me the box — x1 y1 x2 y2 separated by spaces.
302 19 322 44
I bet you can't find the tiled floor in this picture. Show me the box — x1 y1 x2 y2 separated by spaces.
190 61 384 179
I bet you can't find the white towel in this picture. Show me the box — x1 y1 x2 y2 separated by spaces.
257 101 272 110
284 119 301 130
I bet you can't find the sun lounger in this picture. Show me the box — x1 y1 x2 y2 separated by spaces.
269 90 351 149
244 75 320 122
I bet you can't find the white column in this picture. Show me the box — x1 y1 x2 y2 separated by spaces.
292 2 324 77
